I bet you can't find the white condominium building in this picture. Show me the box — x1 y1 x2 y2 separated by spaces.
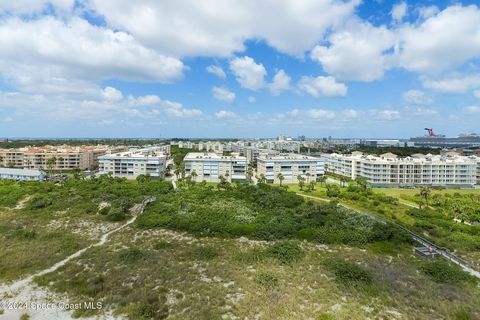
323 152 479 187
245 147 280 164
98 147 166 179
257 154 324 184
0 168 45 181
184 152 247 182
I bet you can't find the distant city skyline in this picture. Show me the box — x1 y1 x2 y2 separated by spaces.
1 0 480 138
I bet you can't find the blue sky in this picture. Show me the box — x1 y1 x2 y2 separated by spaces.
0 0 480 139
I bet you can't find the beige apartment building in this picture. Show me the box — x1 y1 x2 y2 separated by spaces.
323 152 479 187
0 145 127 171
256 154 324 184
184 152 247 182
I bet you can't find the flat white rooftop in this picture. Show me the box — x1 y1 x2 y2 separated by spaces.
258 154 321 161
184 152 246 161
0 168 44 176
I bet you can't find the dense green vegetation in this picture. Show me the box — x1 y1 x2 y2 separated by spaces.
137 182 412 248
293 180 480 266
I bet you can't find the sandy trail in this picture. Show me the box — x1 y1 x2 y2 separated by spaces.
0 197 155 320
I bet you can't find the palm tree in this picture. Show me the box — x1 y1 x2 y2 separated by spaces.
46 156 57 177
57 156 64 171
225 170 230 182
257 173 267 184
317 175 326 187
306 172 311 183
277 172 284 186
191 170 198 182
419 185 431 209
297 175 305 190
354 176 369 191
247 167 254 183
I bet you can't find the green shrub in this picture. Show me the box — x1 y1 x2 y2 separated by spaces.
29 195 52 209
256 272 278 289
105 206 126 221
124 303 155 320
264 241 303 264
118 248 147 263
420 260 473 284
324 258 373 286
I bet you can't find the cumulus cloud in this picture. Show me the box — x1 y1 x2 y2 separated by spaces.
423 74 480 94
229 56 267 90
88 0 360 57
0 16 185 89
310 4 480 83
212 86 236 103
206 65 226 79
396 5 480 74
391 2 407 22
310 20 395 82
215 110 237 119
297 76 347 98
376 110 400 120
464 106 480 114
269 70 291 95
403 90 433 105
0 0 75 15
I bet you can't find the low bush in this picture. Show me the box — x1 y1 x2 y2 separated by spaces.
420 260 474 285
324 258 373 286
264 241 303 264
118 248 148 264
256 272 279 289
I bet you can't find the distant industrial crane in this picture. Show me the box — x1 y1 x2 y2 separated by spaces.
424 128 437 137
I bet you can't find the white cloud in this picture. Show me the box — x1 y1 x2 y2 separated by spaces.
215 110 237 119
287 108 336 121
423 74 480 94
464 106 480 114
298 76 347 98
403 89 433 105
248 96 256 103
376 110 400 120
103 86 123 102
0 0 75 15
0 16 185 89
88 0 360 57
342 109 360 118
397 5 480 74
229 56 267 90
212 86 236 103
391 2 407 22
310 20 395 82
0 85 202 122
474 90 480 98
269 70 291 95
416 6 439 20
206 65 226 79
